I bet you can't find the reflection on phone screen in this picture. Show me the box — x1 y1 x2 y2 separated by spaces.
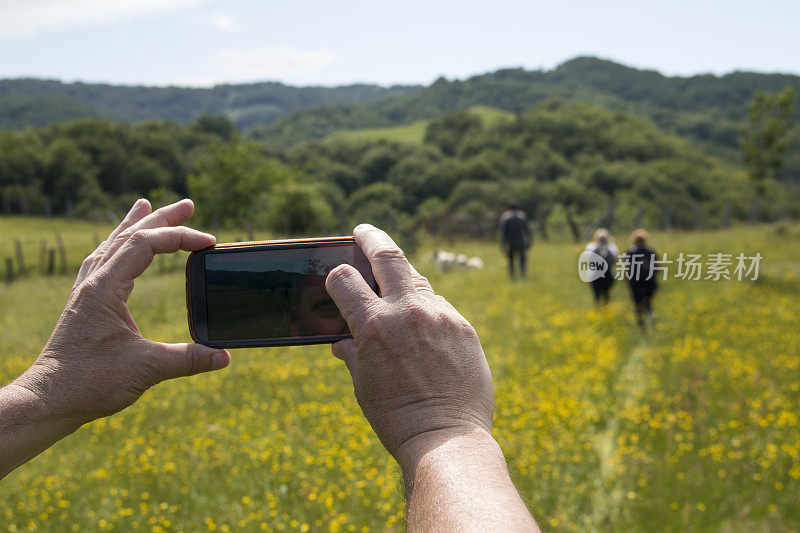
204 246 352 341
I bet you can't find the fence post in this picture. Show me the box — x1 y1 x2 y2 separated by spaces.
47 249 56 275
44 198 52 218
750 202 759 225
723 203 732 228
537 215 549 242
55 233 67 273
664 207 673 231
39 239 47 274
5 258 13 284
14 239 25 276
65 199 74 220
632 208 643 229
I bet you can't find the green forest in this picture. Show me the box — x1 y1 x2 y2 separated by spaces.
1 57 798 241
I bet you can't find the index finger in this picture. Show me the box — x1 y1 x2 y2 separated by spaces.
100 199 196 267
101 226 215 285
353 224 416 299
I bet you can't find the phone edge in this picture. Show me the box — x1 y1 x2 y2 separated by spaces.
185 236 364 349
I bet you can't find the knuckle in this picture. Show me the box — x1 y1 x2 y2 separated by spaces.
413 273 430 286
142 352 165 384
400 299 429 327
74 274 103 299
127 229 151 247
360 307 390 341
372 245 406 263
116 229 135 243
80 254 95 269
431 308 453 328
185 349 201 376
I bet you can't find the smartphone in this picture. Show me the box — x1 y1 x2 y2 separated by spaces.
186 236 377 348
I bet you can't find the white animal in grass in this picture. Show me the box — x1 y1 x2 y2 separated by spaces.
431 249 484 271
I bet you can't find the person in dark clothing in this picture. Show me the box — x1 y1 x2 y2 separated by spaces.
623 228 658 330
499 202 532 278
584 228 619 305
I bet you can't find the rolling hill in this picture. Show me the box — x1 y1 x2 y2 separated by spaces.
252 57 800 180
0 79 420 130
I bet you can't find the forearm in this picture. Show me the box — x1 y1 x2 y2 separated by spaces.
400 427 539 532
0 381 82 479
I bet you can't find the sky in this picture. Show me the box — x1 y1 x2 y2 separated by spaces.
0 0 798 88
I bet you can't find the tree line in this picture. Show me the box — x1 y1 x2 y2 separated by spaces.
0 97 795 244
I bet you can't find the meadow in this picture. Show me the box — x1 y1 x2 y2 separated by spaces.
1 218 799 532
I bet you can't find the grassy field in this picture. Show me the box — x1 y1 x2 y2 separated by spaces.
1 218 799 531
325 105 515 145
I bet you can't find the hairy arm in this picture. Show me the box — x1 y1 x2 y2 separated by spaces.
402 427 538 532
0 384 82 478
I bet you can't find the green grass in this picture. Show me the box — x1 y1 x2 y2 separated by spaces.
1 218 799 531
324 105 515 145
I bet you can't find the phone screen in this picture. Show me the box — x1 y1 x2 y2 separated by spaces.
202 244 361 342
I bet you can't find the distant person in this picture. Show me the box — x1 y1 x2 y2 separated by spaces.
499 202 532 278
623 228 658 329
0 199 538 531
584 228 619 305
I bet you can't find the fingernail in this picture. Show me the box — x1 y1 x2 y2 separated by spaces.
212 351 229 370
130 198 144 212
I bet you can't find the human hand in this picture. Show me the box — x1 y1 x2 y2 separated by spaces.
13 199 230 425
325 225 494 473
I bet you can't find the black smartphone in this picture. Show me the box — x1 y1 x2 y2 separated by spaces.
186 236 377 348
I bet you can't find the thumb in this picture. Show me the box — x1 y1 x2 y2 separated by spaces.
149 342 231 382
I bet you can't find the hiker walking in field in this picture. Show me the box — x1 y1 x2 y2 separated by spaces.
499 202 532 278
585 228 619 305
622 228 658 330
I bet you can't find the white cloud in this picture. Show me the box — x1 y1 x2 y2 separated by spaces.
210 12 237 32
0 0 208 38
210 47 337 82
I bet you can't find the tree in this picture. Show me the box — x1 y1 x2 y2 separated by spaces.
192 115 236 141
267 182 335 236
741 87 797 195
45 138 103 211
187 141 301 229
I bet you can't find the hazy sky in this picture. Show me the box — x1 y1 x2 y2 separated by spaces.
0 0 797 87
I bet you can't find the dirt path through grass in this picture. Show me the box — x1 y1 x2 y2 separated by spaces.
590 340 650 529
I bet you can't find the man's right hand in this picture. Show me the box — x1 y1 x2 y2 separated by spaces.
326 225 537 531
325 224 495 470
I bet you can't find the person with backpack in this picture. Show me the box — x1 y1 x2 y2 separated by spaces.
499 202 532 279
622 228 658 330
584 228 619 305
